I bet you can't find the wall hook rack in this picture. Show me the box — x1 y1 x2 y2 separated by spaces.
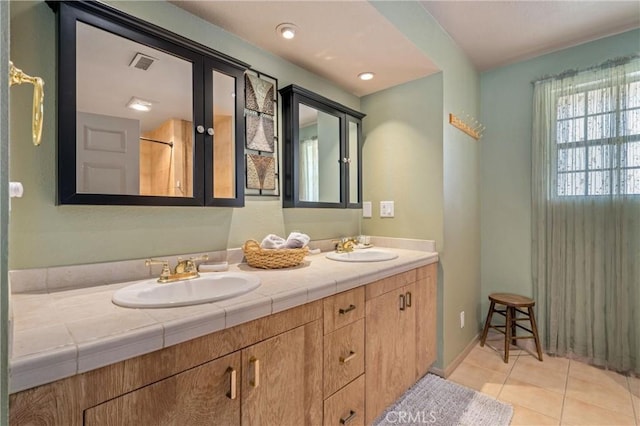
9 61 44 146
449 113 484 141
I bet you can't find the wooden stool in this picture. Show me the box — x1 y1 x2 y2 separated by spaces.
480 293 543 363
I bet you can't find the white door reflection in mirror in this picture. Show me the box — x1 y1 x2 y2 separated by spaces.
298 103 340 203
76 112 139 194
76 21 193 197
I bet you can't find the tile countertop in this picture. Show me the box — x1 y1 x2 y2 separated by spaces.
9 242 438 394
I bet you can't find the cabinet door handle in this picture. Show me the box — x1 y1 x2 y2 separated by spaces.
340 410 357 425
339 351 357 364
399 294 406 311
249 357 260 388
406 291 412 308
207 127 214 136
196 125 205 134
339 304 356 315
226 367 237 400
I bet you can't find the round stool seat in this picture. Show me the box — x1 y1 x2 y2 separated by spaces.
489 293 535 308
481 293 543 363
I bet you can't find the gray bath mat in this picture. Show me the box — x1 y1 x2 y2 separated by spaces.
373 374 513 426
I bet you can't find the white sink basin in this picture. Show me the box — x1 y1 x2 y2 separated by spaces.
112 272 261 308
326 249 398 262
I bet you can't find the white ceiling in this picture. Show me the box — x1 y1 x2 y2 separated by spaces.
77 21 236 132
170 0 441 97
171 0 639 98
421 1 640 72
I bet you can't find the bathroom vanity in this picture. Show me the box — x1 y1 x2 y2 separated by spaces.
9 244 437 425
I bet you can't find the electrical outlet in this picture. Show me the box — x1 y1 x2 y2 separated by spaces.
460 311 465 329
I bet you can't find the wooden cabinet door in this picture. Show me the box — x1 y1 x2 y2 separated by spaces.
84 352 241 426
415 263 438 379
365 284 416 425
241 320 322 426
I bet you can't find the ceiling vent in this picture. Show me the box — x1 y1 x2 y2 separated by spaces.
129 52 157 71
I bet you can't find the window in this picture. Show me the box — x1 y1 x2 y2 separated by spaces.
555 79 640 196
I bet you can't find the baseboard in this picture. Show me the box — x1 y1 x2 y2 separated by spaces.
429 334 479 379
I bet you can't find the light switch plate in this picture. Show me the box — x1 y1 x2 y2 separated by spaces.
380 201 394 218
362 201 372 218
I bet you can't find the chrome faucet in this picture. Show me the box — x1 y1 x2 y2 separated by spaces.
334 238 356 253
145 254 209 283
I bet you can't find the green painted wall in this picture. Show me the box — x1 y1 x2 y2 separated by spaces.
368 2 481 370
361 74 444 245
8 1 361 269
480 29 640 320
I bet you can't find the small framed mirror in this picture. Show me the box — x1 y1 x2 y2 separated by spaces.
298 103 341 204
280 85 365 208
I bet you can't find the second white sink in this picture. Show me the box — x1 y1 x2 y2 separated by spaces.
112 272 261 308
326 249 398 262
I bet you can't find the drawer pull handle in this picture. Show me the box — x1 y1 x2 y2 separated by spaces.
339 304 356 315
339 351 357 364
249 357 260 388
406 291 412 307
226 367 237 400
399 294 406 311
340 410 357 425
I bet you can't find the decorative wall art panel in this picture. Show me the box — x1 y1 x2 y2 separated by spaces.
246 112 275 152
246 154 276 190
244 70 279 196
245 74 275 115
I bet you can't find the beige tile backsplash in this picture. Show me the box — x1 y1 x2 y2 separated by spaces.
9 238 436 294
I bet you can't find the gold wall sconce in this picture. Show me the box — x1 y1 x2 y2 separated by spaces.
449 113 484 141
9 61 44 146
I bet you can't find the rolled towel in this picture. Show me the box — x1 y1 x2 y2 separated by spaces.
261 234 286 249
285 232 310 249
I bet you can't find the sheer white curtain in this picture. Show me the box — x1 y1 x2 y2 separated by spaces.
532 57 640 373
299 137 319 202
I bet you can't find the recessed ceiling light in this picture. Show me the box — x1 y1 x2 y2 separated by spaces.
358 72 375 81
276 23 297 40
126 96 152 112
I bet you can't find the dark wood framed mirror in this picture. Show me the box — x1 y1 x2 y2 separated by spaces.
280 85 365 208
49 1 248 206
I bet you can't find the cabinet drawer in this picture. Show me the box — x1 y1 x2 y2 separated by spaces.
323 318 364 397
323 375 365 426
324 287 365 334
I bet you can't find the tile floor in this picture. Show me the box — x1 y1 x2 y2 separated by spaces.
448 338 640 425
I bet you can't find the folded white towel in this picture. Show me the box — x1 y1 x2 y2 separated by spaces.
285 232 310 249
260 234 286 249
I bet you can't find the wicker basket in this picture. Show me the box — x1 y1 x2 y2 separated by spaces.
243 240 308 269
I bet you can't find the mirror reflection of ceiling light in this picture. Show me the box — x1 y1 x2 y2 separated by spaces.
126 96 152 112
358 72 375 81
276 23 297 40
